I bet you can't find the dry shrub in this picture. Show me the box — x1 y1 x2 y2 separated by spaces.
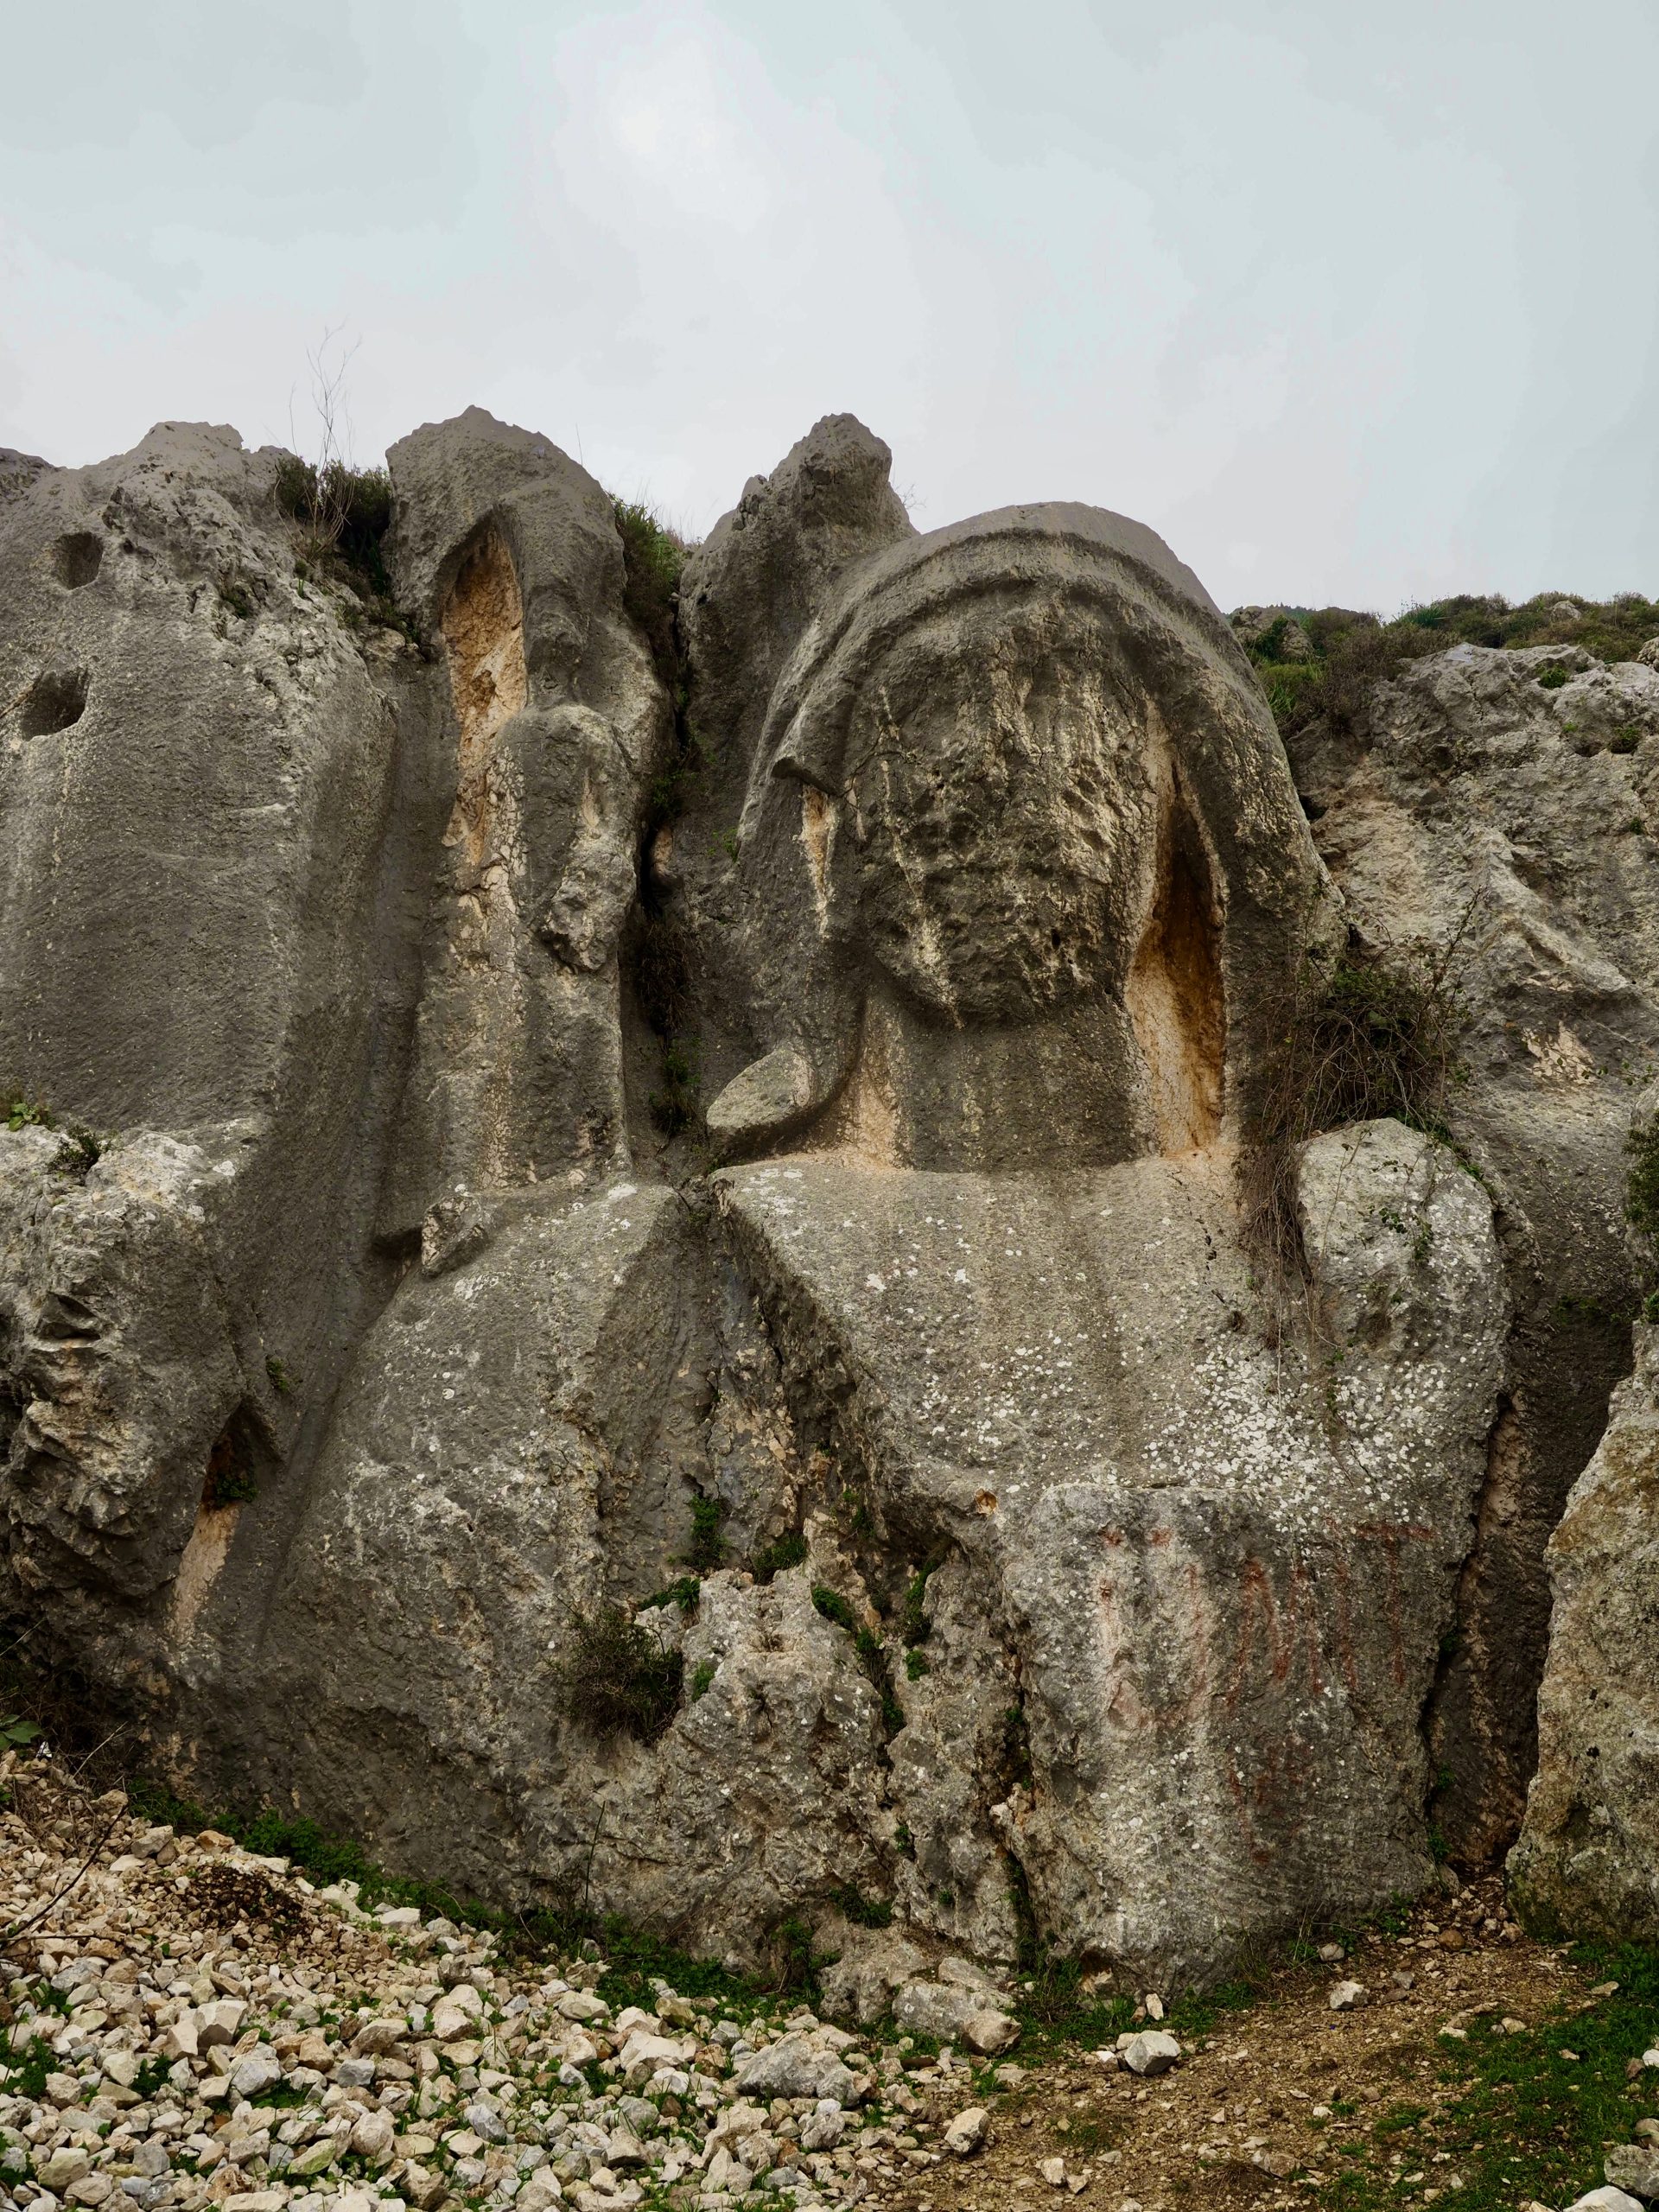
556 1605 683 1744
1243 931 1467 1276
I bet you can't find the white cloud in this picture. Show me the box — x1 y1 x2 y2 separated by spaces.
3 0 1656 612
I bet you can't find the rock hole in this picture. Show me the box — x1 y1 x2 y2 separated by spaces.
0 1382 24 1465
19 666 89 738
1125 802 1225 1154
201 1414 261 1510
33 1291 99 1344
49 532 104 589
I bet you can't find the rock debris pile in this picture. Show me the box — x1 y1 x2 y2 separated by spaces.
0 1757 1085 2212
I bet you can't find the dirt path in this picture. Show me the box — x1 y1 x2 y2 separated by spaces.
858 1877 1591 2212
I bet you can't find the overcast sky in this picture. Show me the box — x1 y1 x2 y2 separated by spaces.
3 0 1656 613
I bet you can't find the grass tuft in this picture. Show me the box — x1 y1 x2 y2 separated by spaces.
751 1530 808 1585
612 500 687 690
555 1605 683 1744
686 1494 727 1573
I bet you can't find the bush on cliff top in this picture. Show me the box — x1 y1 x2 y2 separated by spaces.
1241 590 1659 739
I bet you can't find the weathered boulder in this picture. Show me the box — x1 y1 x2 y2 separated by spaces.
1286 640 1659 1861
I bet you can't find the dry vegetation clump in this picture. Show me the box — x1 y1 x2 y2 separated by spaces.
1243 931 1468 1278
554 1602 684 1743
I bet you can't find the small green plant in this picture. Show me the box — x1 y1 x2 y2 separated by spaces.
217 575 255 620
130 2055 174 2101
690 1659 715 1702
0 1714 41 1751
838 1484 876 1539
686 1495 727 1572
812 1586 905 1732
893 1821 915 1859
641 1575 702 1615
766 1913 817 1996
649 1039 700 1136
900 1561 938 1646
202 1426 258 1508
555 1605 684 1744
751 1530 808 1584
830 1883 893 1929
3 1094 52 1132
50 1124 99 1179
4 2034 52 2101
264 1354 293 1395
1609 727 1641 753
811 1584 856 1633
905 1648 931 1680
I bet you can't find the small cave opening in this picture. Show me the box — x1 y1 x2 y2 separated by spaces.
1126 799 1226 1154
49 532 105 589
201 1411 263 1510
20 665 89 738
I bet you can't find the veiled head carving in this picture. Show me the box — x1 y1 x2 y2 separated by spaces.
706 500 1322 1169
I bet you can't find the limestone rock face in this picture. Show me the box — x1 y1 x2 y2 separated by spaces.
1510 1325 1659 1936
0 409 1522 1985
712 1123 1501 1982
1286 641 1659 1862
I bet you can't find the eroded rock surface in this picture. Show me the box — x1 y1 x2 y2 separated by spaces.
0 407 1558 1987
1287 642 1659 1862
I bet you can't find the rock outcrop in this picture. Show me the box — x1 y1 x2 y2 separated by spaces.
0 407 1566 1989
1285 643 1659 1864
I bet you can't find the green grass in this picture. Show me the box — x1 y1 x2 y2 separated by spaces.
122 1775 791 2024
1316 1942 1659 2209
751 1531 808 1585
831 1884 894 1930
611 499 687 690
640 1575 701 1615
0 2025 53 2101
685 1495 727 1573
